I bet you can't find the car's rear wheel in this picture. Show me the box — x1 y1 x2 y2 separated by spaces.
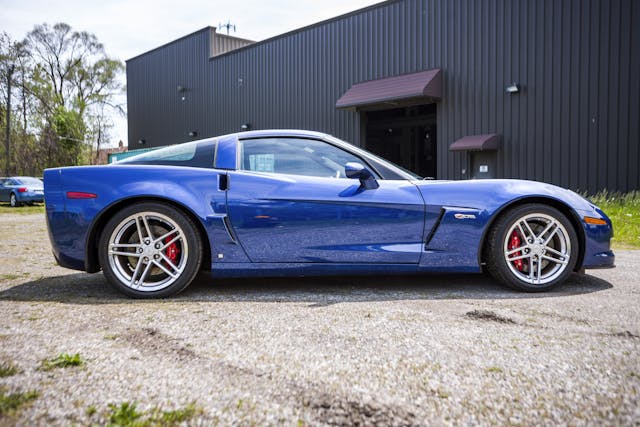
485 204 579 292
98 202 203 298
10 193 20 207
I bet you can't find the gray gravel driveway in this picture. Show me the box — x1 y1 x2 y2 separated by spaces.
0 213 638 425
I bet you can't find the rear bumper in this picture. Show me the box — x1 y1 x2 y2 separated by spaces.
17 192 44 203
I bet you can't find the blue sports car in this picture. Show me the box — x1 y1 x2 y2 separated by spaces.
0 176 45 207
44 130 614 298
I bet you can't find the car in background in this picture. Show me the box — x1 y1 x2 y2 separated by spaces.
0 176 45 207
43 129 614 298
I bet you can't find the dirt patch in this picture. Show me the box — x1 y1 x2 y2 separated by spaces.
122 327 198 360
610 330 640 340
465 309 517 324
307 392 419 427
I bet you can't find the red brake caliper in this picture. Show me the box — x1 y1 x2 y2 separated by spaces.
508 231 524 271
164 236 179 264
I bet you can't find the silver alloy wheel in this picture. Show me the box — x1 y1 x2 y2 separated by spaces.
10 193 16 207
503 212 571 285
107 211 189 292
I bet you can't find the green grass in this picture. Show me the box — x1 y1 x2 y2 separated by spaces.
0 204 45 214
107 402 143 426
104 401 199 427
153 403 198 424
0 361 18 377
41 353 84 370
589 191 640 249
0 388 39 416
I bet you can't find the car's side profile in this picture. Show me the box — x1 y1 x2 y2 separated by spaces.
0 176 45 207
44 130 614 298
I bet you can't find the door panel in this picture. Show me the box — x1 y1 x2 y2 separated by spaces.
226 171 425 263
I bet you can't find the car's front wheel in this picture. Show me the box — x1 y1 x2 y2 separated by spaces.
485 204 579 292
98 202 203 298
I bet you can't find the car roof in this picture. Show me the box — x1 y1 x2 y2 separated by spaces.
222 129 330 140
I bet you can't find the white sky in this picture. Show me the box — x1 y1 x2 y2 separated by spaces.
0 0 382 146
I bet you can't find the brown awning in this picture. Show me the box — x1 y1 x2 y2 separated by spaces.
449 134 501 151
336 69 442 110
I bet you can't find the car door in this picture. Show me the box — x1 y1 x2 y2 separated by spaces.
225 137 425 264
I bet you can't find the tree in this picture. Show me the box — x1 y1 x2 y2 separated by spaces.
30 24 124 169
1 24 124 174
0 32 27 175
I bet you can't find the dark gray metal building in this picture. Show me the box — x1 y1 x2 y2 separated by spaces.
126 0 640 193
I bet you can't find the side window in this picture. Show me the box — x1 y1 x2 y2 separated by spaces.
239 138 369 178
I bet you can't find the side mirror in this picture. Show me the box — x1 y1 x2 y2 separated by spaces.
345 162 379 190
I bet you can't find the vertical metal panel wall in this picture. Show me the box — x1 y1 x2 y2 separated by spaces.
126 0 640 193
127 29 210 148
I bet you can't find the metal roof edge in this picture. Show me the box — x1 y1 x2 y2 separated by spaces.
126 27 214 62
208 0 401 61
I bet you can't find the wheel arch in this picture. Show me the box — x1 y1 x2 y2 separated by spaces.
85 196 212 274
478 196 585 271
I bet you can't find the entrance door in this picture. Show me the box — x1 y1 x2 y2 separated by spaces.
364 104 437 179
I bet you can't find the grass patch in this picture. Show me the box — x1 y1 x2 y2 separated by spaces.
0 388 39 416
0 204 45 214
41 353 84 370
107 401 143 426
153 403 198 424
104 401 200 426
589 191 640 249
0 361 18 377
485 366 504 373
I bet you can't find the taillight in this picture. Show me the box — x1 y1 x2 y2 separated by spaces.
18 187 27 193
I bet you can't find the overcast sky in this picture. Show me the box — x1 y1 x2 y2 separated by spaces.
0 0 382 146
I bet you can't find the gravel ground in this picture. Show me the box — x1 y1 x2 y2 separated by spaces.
0 212 639 426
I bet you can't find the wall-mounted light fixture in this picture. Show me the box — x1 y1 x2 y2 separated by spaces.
506 83 520 94
240 123 250 131
188 130 198 138
137 138 146 145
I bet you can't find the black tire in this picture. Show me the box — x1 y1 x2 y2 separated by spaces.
98 202 203 298
10 193 20 207
485 204 579 292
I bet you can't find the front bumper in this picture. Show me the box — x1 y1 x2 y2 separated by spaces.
583 250 615 269
580 207 615 269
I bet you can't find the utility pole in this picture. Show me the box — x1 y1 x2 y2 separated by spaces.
4 64 15 176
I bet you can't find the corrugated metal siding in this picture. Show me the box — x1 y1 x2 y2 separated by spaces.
126 0 640 193
127 29 210 148
209 31 254 57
